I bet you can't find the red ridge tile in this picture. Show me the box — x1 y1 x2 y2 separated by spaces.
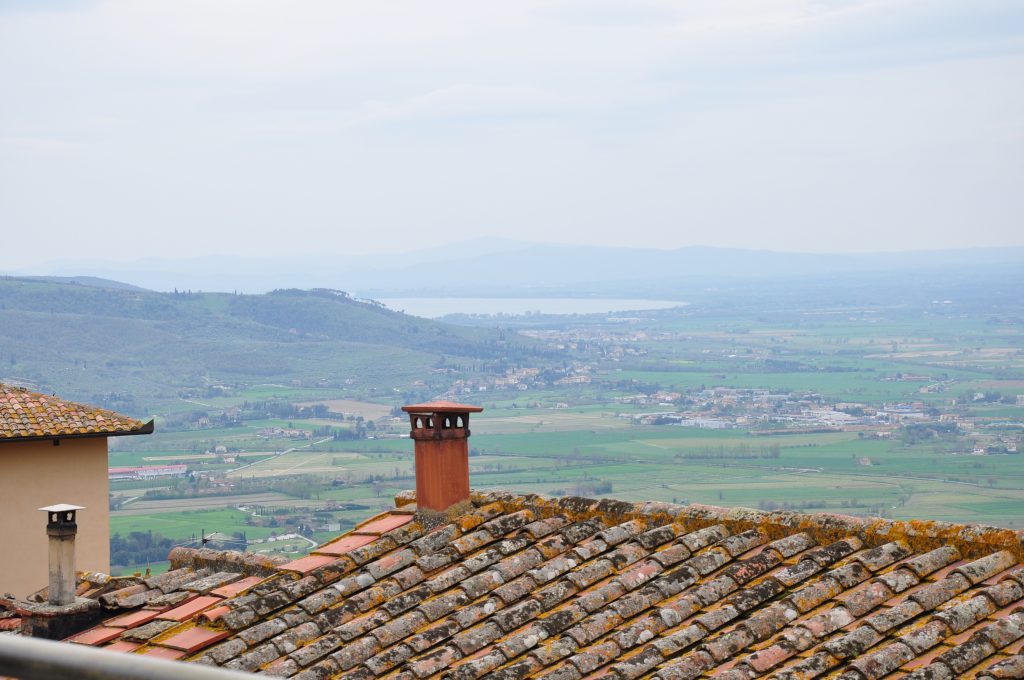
105 609 160 628
356 514 415 535
161 626 231 653
67 627 124 646
281 553 341 573
140 646 186 660
211 575 263 598
318 534 377 556
157 595 223 622
103 641 142 653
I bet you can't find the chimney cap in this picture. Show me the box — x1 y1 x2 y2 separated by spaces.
39 504 85 513
402 401 483 414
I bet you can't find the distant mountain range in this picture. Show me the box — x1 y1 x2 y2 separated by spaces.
5 241 1023 298
357 244 1024 298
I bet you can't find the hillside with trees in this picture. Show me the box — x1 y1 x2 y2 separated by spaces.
0 277 539 415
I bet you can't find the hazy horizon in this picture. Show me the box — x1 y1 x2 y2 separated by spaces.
2 1 1023 270
12 238 1024 274
4 239 1022 296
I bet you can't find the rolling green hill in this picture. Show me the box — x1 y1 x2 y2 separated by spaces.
0 278 536 416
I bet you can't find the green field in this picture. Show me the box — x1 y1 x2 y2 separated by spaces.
111 508 264 540
71 277 1020 565
111 415 1024 547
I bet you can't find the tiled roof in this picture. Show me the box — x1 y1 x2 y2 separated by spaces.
0 384 152 440
14 492 1024 679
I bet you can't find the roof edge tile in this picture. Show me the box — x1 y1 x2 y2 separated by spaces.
441 491 1024 562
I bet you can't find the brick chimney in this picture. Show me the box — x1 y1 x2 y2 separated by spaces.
40 504 82 606
402 401 483 512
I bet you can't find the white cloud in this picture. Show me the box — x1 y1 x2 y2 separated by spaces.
0 0 1022 268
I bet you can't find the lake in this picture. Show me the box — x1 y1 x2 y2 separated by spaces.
375 297 687 319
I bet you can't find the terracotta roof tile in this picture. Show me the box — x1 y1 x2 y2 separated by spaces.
975 653 1024 679
0 384 151 440
105 608 161 628
281 554 344 574
319 534 379 556
161 626 232 653
103 640 142 653
67 626 124 646
139 646 186 660
26 494 1024 679
0 617 22 632
356 513 415 534
156 595 223 622
210 574 263 598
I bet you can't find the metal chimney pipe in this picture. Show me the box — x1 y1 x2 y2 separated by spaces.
39 504 83 606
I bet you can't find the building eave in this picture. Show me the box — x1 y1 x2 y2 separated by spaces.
0 419 155 445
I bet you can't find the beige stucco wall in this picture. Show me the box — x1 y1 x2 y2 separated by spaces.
0 438 110 598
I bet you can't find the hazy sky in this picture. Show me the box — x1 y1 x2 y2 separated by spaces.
2 0 1023 270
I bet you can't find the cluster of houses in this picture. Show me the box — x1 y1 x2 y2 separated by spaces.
518 327 650 358
614 386 1023 452
256 426 312 440
439 363 595 397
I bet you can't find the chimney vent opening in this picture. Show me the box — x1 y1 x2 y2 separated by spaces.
401 401 483 512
